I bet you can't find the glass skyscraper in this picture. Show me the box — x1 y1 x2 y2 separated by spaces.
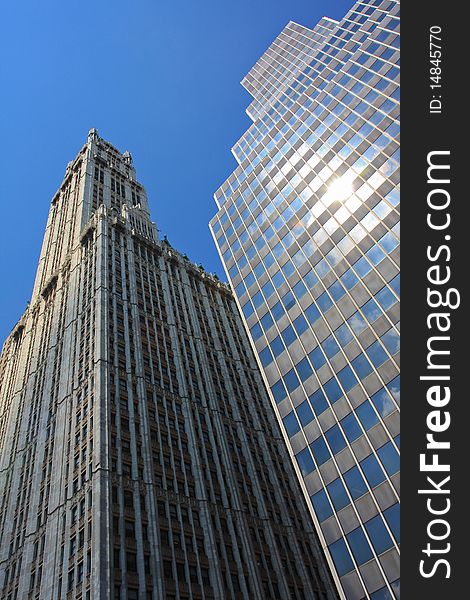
210 1 400 599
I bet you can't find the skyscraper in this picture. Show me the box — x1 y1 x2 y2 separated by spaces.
0 130 336 599
209 2 400 599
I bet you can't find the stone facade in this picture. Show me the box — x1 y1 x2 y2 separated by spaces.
0 131 336 600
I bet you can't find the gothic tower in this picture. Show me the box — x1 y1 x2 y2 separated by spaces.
0 130 335 600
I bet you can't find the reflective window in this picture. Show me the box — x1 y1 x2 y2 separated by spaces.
317 292 334 311
259 346 273 367
254 261 266 277
344 466 368 500
281 291 296 310
252 291 264 310
389 273 400 296
323 335 340 358
262 281 275 299
365 515 394 554
310 389 329 416
381 329 400 355
296 357 313 382
329 538 354 576
293 314 309 336
370 587 394 600
296 400 315 426
376 286 397 310
354 256 373 277
360 454 386 488
356 401 379 430
284 369 300 392
362 298 382 322
347 527 374 565
309 347 326 370
283 411 301 437
296 447 315 476
337 365 358 392
329 280 346 301
341 413 363 442
281 261 295 279
324 378 343 403
335 323 353 346
271 380 287 404
271 336 285 357
273 270 286 288
377 442 400 476
352 353 374 378
311 489 333 521
327 478 350 511
244 272 255 288
305 303 321 324
271 301 285 320
242 300 254 318
261 311 274 332
304 269 319 288
325 424 347 454
293 280 308 299
348 311 368 334
342 268 359 290
366 340 389 367
250 323 263 341
366 244 385 266
236 282 246 297
310 437 331 465
384 503 400 543
371 388 396 417
379 231 399 253
281 325 297 346
387 375 400 402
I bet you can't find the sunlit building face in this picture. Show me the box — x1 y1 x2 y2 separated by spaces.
210 1 400 599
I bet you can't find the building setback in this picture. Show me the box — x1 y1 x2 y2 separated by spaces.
0 130 336 600
210 1 400 599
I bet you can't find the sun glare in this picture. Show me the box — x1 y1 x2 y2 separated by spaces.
323 175 354 206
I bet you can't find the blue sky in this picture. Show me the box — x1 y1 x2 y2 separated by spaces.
0 0 353 342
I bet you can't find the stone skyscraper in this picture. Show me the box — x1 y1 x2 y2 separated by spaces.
0 131 336 600
210 1 400 599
